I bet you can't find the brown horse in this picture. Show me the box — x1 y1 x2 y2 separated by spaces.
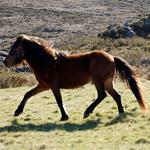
4 34 148 121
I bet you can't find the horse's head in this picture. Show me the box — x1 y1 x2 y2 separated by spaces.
4 35 26 67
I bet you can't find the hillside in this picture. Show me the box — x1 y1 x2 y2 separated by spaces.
0 0 150 51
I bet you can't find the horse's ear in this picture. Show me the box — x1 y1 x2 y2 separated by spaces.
17 35 26 57
17 35 27 43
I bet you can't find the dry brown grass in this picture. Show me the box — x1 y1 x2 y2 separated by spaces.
0 71 37 88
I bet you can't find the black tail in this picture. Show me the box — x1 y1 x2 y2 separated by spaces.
114 56 148 111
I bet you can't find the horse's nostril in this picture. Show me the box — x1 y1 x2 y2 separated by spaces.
3 59 11 67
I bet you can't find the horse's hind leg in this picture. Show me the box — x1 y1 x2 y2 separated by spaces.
104 79 124 114
84 84 107 118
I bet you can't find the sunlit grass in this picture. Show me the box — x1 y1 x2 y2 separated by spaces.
1 80 150 149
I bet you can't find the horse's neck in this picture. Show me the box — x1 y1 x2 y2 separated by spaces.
26 58 39 72
25 52 55 74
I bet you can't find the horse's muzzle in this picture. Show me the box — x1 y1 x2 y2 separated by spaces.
3 58 13 67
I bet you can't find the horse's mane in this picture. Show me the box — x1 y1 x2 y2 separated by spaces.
20 35 69 64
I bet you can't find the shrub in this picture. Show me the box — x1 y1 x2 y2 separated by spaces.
0 71 37 88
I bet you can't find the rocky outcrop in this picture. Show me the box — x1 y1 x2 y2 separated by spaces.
98 14 150 39
9 67 32 73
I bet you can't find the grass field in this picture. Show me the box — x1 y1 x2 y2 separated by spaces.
1 1 150 149
1 80 150 150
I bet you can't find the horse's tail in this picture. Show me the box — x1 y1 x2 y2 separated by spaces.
114 56 148 111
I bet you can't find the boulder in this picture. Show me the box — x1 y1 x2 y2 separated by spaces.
126 27 136 38
124 20 132 27
98 14 150 39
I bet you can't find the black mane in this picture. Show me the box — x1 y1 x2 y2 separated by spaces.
21 35 69 65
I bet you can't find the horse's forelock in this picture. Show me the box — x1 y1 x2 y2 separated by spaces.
17 34 30 43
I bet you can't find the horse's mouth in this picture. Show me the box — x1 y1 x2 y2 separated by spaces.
3 59 13 68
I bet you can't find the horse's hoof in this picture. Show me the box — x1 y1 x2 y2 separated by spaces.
14 112 20 117
60 116 69 121
83 114 89 119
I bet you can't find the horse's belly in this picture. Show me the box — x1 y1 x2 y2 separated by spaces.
59 75 92 89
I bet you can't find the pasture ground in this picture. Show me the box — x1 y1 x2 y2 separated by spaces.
1 1 150 149
1 80 150 150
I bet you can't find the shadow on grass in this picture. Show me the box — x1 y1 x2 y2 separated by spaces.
105 112 134 126
0 118 101 133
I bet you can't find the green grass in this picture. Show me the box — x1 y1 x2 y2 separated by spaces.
1 1 150 149
1 80 150 150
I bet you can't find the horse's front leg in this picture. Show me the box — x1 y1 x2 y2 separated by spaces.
14 84 47 116
52 87 69 121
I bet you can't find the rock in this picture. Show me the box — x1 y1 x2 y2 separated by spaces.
140 58 150 65
124 20 132 27
0 51 8 57
10 66 32 73
143 16 150 31
98 14 150 39
126 27 136 38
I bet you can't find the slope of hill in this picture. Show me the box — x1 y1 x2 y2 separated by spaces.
0 0 150 51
